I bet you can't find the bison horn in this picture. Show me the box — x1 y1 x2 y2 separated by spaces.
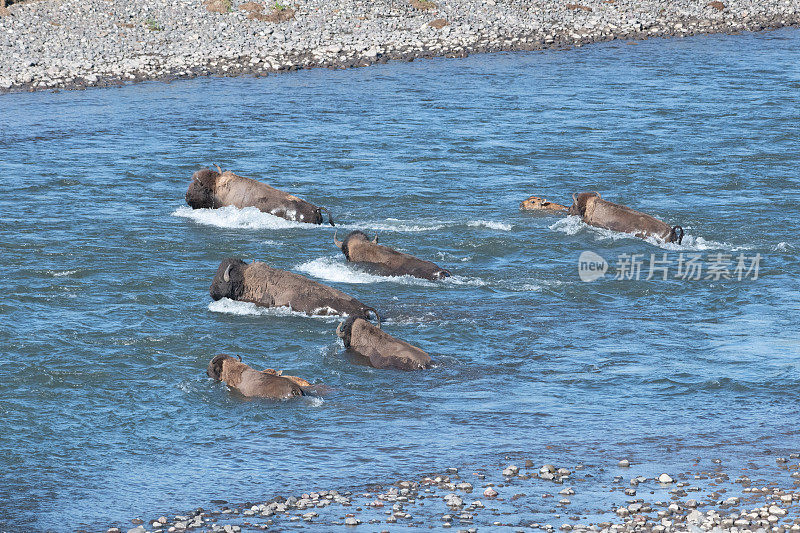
223 264 232 282
319 206 335 226
364 307 381 329
333 230 343 249
236 354 242 361
214 163 223 175
372 233 379 244
336 321 345 338
592 191 601 198
572 192 578 205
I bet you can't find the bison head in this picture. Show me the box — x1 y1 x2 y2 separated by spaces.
334 230 378 260
186 167 221 209
520 195 567 212
335 316 358 348
568 192 602 217
210 258 247 301
336 309 381 348
207 354 240 380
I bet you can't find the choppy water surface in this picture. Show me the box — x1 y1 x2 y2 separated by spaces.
2 29 799 532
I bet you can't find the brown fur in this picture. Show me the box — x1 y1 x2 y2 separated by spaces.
210 258 375 318
185 167 334 225
568 192 682 243
263 368 311 387
337 231 450 281
519 195 568 212
207 355 305 399
337 317 431 371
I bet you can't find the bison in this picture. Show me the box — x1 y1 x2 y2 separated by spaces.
567 192 684 244
521 191 684 244
206 354 307 399
519 195 568 212
210 258 379 319
186 166 335 225
333 230 451 281
336 315 431 371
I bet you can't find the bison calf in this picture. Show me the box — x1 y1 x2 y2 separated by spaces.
334 230 450 281
336 316 431 371
207 354 306 399
186 166 335 225
519 195 568 212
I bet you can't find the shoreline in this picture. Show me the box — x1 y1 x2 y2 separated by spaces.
110 453 800 533
1 0 799 94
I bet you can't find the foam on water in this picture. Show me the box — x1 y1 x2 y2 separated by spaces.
172 205 312 230
549 216 743 251
295 256 487 287
208 298 344 322
467 220 513 231
49 269 79 277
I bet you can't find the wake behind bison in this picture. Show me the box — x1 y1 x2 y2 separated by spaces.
210 258 379 318
186 166 335 225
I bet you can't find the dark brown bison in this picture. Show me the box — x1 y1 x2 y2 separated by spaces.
186 166 335 225
333 230 451 281
519 195 568 212
567 192 683 244
206 354 306 399
336 315 431 371
210 258 379 318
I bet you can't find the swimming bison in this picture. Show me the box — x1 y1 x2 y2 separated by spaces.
207 354 307 399
186 166 335 225
336 315 431 371
210 258 379 319
334 230 451 281
521 191 684 244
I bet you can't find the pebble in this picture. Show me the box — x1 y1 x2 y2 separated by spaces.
483 487 498 498
619 460 630 467
658 473 674 483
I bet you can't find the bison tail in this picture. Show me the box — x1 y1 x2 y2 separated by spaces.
671 225 685 245
319 206 335 226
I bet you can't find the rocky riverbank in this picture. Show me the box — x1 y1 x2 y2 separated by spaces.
107 453 800 533
0 0 799 93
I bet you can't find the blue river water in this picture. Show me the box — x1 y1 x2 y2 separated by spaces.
1 28 799 532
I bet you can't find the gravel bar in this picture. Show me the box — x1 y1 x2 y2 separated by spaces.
109 453 800 532
0 0 799 93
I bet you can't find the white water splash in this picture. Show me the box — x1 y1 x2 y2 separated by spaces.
208 298 343 322
305 396 324 407
467 220 513 231
774 242 791 251
549 216 744 252
50 269 78 277
296 256 487 287
172 206 312 230
295 257 437 286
